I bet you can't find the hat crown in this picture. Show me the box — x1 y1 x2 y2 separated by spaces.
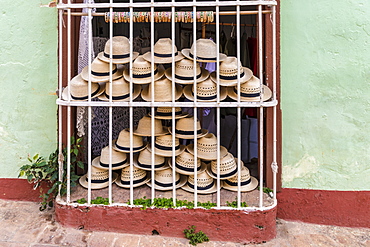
211 152 237 174
176 116 202 132
155 167 180 183
155 134 180 148
70 74 100 97
219 57 243 76
237 76 261 94
117 129 144 147
190 39 218 58
100 146 127 164
132 56 157 75
135 116 166 135
193 79 217 97
103 36 131 56
175 58 201 76
105 77 130 96
91 57 117 73
175 151 201 169
227 166 251 183
138 147 165 165
88 166 109 180
121 165 147 181
145 77 178 101
154 38 178 55
188 170 214 187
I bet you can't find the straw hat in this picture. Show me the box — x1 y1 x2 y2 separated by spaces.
164 58 209 85
210 57 253 86
147 167 187 191
142 38 184 64
183 78 227 102
115 160 151 188
223 165 258 192
227 76 272 102
79 166 118 189
181 165 219 194
113 129 147 153
149 107 189 120
141 77 183 102
206 152 239 180
62 74 105 101
187 133 228 161
123 55 165 84
98 77 141 101
168 150 204 175
135 146 168 171
168 116 208 139
81 57 124 83
97 36 139 64
181 39 227 63
92 145 129 170
153 134 185 157
133 115 169 137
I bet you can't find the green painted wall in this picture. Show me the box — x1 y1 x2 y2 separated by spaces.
0 1 58 178
281 0 370 190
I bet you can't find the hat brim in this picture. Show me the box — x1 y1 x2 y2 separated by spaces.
227 85 272 102
205 158 240 180
91 156 129 170
168 127 208 140
112 139 147 153
168 159 207 176
181 180 221 194
164 67 210 85
154 144 186 157
115 173 151 188
78 172 118 189
134 158 170 171
142 51 184 64
146 174 187 191
133 126 169 137
210 67 253 87
97 84 141 102
141 83 183 102
123 66 165 85
187 144 228 161
223 176 258 192
62 83 106 101
148 111 189 120
97 51 139 64
183 85 227 102
81 66 124 83
181 49 227 63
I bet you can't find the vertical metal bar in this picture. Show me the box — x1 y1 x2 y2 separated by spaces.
215 3 221 209
87 5 93 205
171 4 177 207
66 5 71 204
129 1 134 206
272 5 277 202
258 4 264 208
108 1 114 205
58 9 63 199
236 0 241 209
192 4 198 208
150 4 155 205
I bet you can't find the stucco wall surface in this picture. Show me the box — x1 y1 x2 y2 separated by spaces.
0 1 58 178
280 0 370 190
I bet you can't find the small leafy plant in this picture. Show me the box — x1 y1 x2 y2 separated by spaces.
183 225 209 246
77 197 111 205
226 200 248 208
131 197 216 210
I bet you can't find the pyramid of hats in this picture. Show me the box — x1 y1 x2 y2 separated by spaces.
79 165 118 189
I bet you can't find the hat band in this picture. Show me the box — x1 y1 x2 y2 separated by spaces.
189 53 216 61
154 52 178 58
191 92 217 101
175 72 202 81
85 177 109 183
175 162 201 172
211 167 237 179
155 143 180 151
137 160 166 169
104 92 130 100
71 85 101 100
154 177 181 187
120 174 148 185
156 110 182 117
133 69 158 79
104 52 130 59
99 158 128 168
224 178 251 187
115 143 146 152
220 72 245 81
91 68 118 77
186 181 215 190
233 88 260 98
175 129 202 136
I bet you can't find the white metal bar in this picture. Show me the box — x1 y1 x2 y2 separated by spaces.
192 3 198 207
108 2 113 205
258 4 264 208
150 3 155 205
87 5 93 205
66 5 71 204
129 0 134 206
236 0 241 209
272 5 278 202
58 9 63 198
171 3 177 207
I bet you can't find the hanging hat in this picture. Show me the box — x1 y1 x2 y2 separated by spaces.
187 133 228 161
133 115 169 137
223 165 258 192
115 159 151 188
168 116 208 139
92 145 129 170
227 76 272 102
149 107 189 120
79 166 118 189
113 129 147 153
168 150 204 175
164 58 209 85
206 152 239 180
81 57 124 83
98 77 141 101
123 55 165 84
147 167 187 191
210 56 253 86
183 78 227 102
62 74 105 101
135 147 168 171
97 36 139 64
142 38 184 64
181 165 219 194
181 39 227 63
153 134 185 157
141 77 183 102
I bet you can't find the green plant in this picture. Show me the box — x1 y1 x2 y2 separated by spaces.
77 197 111 205
18 136 84 211
226 200 248 208
183 225 209 246
131 197 216 210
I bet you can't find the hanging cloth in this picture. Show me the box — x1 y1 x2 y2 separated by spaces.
240 30 250 68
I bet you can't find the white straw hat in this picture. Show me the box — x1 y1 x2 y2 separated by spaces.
181 165 219 194
115 159 151 188
168 150 204 175
113 129 147 153
141 77 183 102
81 57 124 83
123 55 165 84
98 77 141 101
97 36 139 64
92 145 129 170
187 133 228 161
223 165 258 192
164 58 209 85
149 107 189 120
62 74 105 101
153 134 185 157
133 115 169 137
168 116 208 139
181 39 227 62
227 76 272 102
142 38 184 64
79 166 118 189
147 167 187 191
183 78 227 102
206 152 239 180
135 146 168 171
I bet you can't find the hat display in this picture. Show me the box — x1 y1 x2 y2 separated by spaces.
227 75 272 102
115 160 151 188
62 74 105 101
168 150 204 175
183 78 227 102
223 165 258 192
141 77 183 102
153 134 185 157
187 133 228 161
133 115 169 137
79 166 118 189
135 147 168 171
113 129 147 153
206 152 239 180
164 58 209 85
92 145 129 170
142 38 184 64
169 116 208 139
149 107 189 120
97 36 139 64
210 56 253 86
123 55 165 84
181 39 227 63
147 167 187 191
98 77 141 101
181 165 219 194
81 57 124 83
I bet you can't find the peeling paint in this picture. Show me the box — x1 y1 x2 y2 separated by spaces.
282 154 319 183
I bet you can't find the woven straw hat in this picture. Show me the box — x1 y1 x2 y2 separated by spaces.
133 115 169 137
98 77 141 101
147 167 187 191
97 36 139 64
187 133 228 161
164 58 209 85
149 107 189 120
123 55 165 84
153 134 185 157
92 145 129 170
181 165 219 194
168 116 208 139
227 76 272 102
62 74 105 101
141 77 183 102
142 38 184 64
210 56 253 86
223 165 258 192
79 166 118 189
206 152 239 180
81 57 124 83
183 78 227 102
168 150 204 175
115 159 151 188
181 39 227 63
135 146 168 171
113 129 147 153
